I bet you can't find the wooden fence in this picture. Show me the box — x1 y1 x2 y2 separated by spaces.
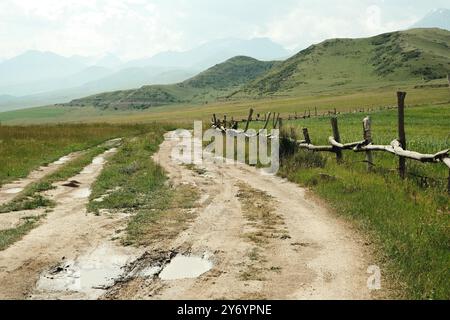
210 92 450 193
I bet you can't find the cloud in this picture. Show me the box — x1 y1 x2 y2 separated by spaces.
257 1 418 51
0 0 185 59
0 0 445 60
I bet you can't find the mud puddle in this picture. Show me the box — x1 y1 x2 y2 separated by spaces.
32 243 141 300
158 254 213 280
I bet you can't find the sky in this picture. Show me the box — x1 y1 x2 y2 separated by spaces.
0 0 448 61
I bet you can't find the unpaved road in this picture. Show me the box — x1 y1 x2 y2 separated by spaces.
105 132 377 300
0 132 379 300
0 152 81 207
0 147 129 299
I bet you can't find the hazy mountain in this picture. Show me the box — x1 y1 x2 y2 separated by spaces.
0 66 113 96
68 28 450 111
79 66 196 92
0 37 289 111
412 8 450 30
67 56 279 110
0 66 196 112
125 38 288 70
94 53 123 69
0 51 87 87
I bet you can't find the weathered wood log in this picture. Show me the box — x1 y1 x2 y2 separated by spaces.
328 137 367 150
354 140 449 163
443 157 450 169
298 143 335 152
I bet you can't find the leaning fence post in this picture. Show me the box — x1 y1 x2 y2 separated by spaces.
263 112 272 130
244 108 254 132
331 117 343 162
363 116 373 171
302 128 311 144
397 91 407 179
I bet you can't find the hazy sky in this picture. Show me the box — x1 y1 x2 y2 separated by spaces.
0 0 448 60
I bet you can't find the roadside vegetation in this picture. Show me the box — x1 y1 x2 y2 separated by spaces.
0 123 155 187
276 104 449 299
87 124 200 247
0 141 119 213
0 215 43 251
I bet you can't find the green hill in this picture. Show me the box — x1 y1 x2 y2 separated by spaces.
67 56 278 110
234 28 450 97
67 28 449 110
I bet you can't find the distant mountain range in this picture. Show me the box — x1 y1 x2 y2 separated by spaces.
66 28 450 111
412 8 450 30
0 38 289 111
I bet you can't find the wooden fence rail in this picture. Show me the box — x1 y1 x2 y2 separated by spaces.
210 91 450 193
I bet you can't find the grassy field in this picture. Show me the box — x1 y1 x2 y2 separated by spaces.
0 82 448 125
0 123 156 187
271 104 450 299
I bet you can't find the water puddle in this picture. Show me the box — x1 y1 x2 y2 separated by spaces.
72 188 91 199
92 156 105 165
158 254 213 281
4 187 24 194
34 243 139 299
54 156 71 165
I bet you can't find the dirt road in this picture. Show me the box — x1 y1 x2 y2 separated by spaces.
0 147 130 299
0 132 378 299
105 131 377 300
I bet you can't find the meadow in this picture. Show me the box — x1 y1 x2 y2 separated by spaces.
268 105 450 299
0 123 156 187
0 82 448 125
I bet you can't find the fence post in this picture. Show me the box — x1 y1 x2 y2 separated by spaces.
212 114 217 126
223 115 227 128
263 112 272 130
331 117 343 162
397 91 407 179
302 128 311 144
244 108 254 132
363 116 373 171
273 113 280 128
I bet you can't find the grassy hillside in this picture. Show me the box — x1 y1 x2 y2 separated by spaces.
235 28 450 97
67 56 278 110
65 29 449 112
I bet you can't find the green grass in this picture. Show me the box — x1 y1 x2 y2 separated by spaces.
276 104 450 299
86 123 199 247
0 215 43 251
0 141 119 213
0 123 156 187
